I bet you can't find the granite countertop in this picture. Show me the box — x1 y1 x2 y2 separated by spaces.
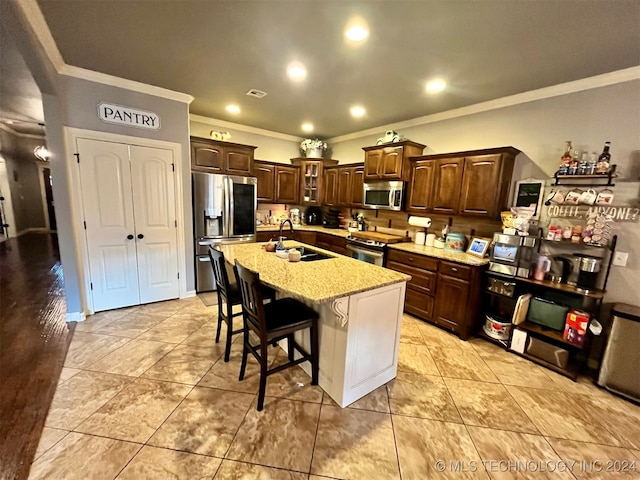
256 225 351 238
388 242 490 266
218 241 410 303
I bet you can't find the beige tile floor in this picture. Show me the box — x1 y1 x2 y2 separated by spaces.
30 297 640 480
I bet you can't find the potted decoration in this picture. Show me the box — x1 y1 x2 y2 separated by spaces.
300 138 328 158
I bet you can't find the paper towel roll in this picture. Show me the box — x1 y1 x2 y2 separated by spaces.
408 216 432 228
415 231 426 245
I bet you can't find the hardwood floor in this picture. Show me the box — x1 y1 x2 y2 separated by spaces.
0 233 75 480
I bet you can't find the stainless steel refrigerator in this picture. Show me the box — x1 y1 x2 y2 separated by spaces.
192 172 257 292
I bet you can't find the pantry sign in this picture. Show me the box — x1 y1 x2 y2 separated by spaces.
98 102 160 130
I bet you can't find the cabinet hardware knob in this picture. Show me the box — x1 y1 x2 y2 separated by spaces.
451 267 458 271
127 234 134 240
137 234 144 239
408 257 414 262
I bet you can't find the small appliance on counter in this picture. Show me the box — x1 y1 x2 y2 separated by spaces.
304 206 322 225
290 208 301 226
323 208 341 229
488 232 539 278
574 254 603 291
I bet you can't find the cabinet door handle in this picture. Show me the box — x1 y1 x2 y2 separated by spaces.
451 267 458 272
408 257 414 262
137 234 144 239
126 234 134 240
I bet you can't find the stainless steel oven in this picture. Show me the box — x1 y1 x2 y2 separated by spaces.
346 237 386 266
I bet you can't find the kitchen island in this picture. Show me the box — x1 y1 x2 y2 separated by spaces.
218 241 409 407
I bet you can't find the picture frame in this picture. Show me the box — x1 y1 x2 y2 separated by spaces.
513 179 545 219
466 237 491 258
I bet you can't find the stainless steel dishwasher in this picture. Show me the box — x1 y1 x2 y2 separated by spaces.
597 303 640 402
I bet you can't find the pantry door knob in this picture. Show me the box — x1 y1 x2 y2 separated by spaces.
137 234 144 239
127 234 134 240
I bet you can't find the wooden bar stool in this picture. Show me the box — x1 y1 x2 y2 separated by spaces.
208 248 275 362
235 262 319 411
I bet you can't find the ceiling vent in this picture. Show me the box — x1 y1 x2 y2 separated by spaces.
246 89 267 99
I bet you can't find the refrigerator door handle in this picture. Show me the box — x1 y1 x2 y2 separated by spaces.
226 176 234 237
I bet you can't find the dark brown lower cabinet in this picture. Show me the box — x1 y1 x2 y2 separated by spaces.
315 232 347 255
387 250 484 339
256 230 317 244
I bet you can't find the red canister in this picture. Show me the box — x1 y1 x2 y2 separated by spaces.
563 310 590 346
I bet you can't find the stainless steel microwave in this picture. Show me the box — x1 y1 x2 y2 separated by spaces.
363 181 404 211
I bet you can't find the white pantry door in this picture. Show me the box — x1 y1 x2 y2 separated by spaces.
77 138 179 311
129 145 179 304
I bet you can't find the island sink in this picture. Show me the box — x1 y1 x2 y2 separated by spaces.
298 248 333 262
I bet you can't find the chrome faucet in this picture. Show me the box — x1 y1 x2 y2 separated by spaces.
277 219 294 250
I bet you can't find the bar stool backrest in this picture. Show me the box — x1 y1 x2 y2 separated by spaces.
235 262 268 336
209 248 232 305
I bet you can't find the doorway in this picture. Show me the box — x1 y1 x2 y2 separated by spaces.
42 167 56 231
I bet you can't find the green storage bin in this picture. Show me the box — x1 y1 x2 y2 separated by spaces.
526 297 568 331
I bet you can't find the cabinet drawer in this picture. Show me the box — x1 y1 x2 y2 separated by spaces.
405 290 434 320
439 261 472 280
388 261 437 294
387 250 438 272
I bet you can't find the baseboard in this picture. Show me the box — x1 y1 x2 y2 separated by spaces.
66 311 86 322
183 290 197 298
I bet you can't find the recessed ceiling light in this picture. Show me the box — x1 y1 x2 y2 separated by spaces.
225 104 240 114
301 123 314 133
350 105 366 118
426 79 447 94
287 62 307 80
344 17 369 43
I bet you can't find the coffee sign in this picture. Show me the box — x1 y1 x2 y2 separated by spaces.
98 102 160 130
547 204 639 222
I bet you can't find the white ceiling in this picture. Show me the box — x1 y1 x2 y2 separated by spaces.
3 1 640 139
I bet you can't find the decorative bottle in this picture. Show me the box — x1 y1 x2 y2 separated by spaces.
596 141 611 174
558 141 572 175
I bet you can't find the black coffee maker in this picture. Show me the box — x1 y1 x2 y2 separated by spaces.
304 207 322 225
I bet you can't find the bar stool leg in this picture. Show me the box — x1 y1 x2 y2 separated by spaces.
257 341 269 411
215 307 223 344
287 334 294 362
311 322 319 385
239 329 249 381
223 303 234 362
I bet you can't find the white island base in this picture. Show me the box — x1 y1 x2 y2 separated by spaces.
283 282 406 408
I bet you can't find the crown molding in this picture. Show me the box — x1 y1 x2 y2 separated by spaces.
329 66 640 144
19 1 193 104
60 65 194 104
16 0 66 71
189 114 301 142
0 123 46 140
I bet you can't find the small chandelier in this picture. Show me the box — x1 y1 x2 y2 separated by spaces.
33 145 50 161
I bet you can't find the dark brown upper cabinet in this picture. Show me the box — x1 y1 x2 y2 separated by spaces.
323 167 339 206
362 141 426 181
290 158 338 206
254 160 299 204
190 137 256 176
406 147 518 219
432 157 465 214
